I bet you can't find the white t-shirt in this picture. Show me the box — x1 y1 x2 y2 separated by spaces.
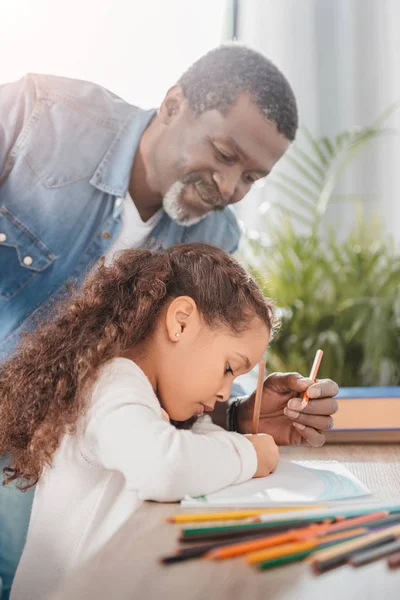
104 193 163 264
11 358 257 600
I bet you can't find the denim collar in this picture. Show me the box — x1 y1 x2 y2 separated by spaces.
90 108 157 198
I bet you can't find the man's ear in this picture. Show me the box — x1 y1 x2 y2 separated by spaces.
159 85 187 125
165 296 198 342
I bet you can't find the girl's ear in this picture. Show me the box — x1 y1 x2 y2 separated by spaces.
165 296 198 342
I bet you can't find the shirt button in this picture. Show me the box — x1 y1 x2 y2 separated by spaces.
115 198 123 207
0 233 6 242
102 232 111 239
23 256 33 266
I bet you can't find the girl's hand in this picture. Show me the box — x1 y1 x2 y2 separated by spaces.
244 433 279 477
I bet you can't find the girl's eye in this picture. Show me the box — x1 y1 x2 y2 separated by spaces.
225 363 234 376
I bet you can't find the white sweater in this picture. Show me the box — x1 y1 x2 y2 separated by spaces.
11 358 257 600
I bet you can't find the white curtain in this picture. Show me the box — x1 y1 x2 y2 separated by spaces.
234 0 400 244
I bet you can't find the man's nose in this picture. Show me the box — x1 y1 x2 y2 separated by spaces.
212 169 242 204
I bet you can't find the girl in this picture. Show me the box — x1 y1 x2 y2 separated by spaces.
0 243 278 600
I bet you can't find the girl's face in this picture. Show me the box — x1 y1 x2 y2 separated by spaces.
150 297 270 421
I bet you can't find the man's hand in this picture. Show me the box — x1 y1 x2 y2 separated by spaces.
236 372 339 446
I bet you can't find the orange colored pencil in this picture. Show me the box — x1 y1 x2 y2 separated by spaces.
205 522 331 560
246 528 367 564
301 349 323 408
252 360 265 434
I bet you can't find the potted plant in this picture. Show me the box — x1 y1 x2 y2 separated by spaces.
239 116 400 440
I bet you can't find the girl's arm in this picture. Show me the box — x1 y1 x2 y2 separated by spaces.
80 360 258 502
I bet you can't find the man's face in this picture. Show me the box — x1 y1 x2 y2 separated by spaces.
154 90 291 226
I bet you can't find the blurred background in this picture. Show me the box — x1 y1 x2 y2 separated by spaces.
2 0 399 387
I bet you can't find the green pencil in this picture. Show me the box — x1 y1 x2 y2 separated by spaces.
257 549 312 570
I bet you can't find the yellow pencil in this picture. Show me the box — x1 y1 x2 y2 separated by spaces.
165 505 325 523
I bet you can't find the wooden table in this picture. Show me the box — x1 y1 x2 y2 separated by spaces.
50 445 400 600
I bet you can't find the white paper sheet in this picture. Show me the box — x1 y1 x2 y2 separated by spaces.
181 460 371 508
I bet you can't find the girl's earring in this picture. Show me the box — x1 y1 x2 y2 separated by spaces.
175 333 180 338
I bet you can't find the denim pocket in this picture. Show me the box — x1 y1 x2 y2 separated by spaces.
0 207 56 299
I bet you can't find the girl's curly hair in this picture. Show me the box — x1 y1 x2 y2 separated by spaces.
0 243 275 489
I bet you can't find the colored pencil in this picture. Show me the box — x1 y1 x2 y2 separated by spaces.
310 524 400 573
349 538 400 567
310 523 400 563
180 520 325 542
180 506 400 542
388 550 400 569
179 520 327 543
161 535 275 564
252 359 265 434
303 512 400 540
206 513 386 560
257 532 368 571
161 530 312 565
298 511 390 539
205 529 317 560
257 504 400 524
257 549 313 570
301 349 323 407
165 505 325 523
315 535 397 573
247 529 367 564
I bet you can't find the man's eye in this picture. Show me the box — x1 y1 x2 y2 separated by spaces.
215 148 236 164
244 173 257 184
225 363 234 375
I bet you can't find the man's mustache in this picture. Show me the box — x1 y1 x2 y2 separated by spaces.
181 174 225 208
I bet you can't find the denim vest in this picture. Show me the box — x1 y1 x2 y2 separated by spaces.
0 74 241 358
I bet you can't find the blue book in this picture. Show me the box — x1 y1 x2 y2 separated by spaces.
326 386 400 443
337 387 400 398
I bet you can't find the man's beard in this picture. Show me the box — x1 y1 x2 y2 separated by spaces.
162 174 224 227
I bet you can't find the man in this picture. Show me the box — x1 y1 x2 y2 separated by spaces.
0 45 338 597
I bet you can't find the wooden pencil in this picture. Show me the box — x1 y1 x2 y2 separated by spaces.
314 535 397 573
161 530 309 565
310 524 400 573
204 518 368 561
257 531 368 571
181 509 388 544
301 349 323 407
309 523 400 564
165 505 324 523
252 359 265 434
179 519 323 543
349 538 400 567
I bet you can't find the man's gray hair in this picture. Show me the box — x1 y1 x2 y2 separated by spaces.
178 44 298 141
